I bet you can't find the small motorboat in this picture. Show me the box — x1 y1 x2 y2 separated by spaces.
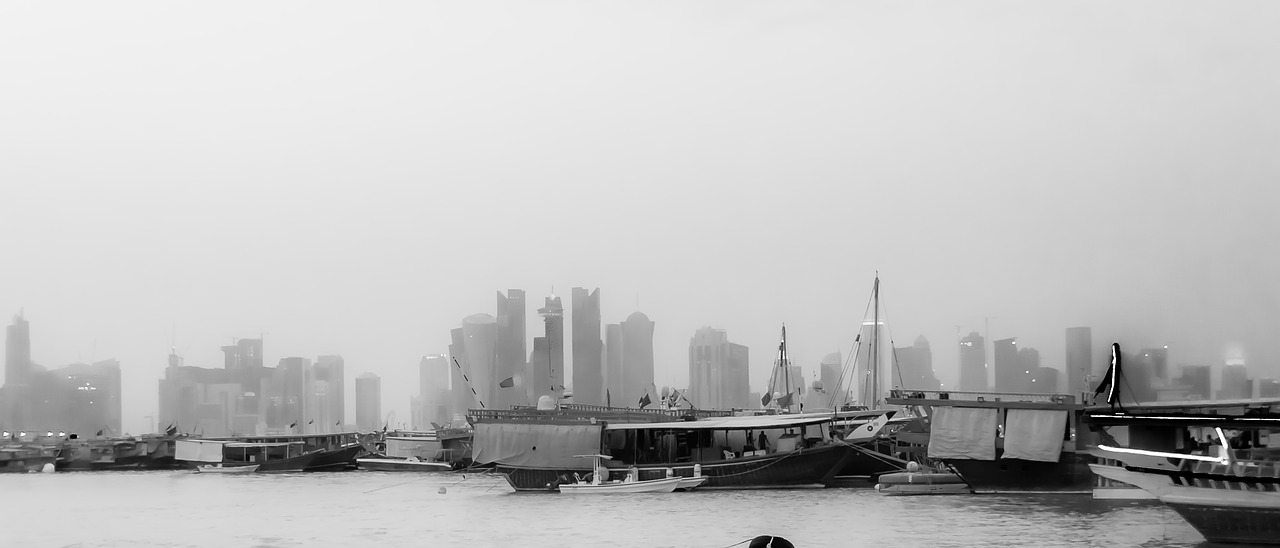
357 455 452 472
195 464 259 474
875 462 969 496
557 455 683 494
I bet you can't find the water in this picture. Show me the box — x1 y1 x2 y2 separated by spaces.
1 471 1209 548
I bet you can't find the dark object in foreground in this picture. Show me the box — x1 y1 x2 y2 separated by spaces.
749 536 794 548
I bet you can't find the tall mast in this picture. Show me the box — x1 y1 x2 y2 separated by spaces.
782 325 791 412
872 274 880 409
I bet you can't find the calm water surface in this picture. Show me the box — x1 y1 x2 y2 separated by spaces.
1 471 1211 548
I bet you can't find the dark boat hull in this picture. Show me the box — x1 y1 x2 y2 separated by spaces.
1167 504 1280 545
239 452 319 473
303 444 365 472
824 442 907 488
944 452 1093 493
498 444 852 492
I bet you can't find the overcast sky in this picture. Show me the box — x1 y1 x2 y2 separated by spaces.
2 2 1277 433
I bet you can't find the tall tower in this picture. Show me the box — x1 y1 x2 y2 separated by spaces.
4 312 31 387
619 312 655 407
537 295 565 395
958 332 988 392
355 373 382 432
495 290 526 409
689 326 729 410
313 355 345 433
572 288 603 405
461 313 497 408
992 338 1018 392
1065 327 1092 400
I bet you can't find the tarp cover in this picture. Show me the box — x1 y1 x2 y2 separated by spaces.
927 407 997 460
472 423 602 469
1001 409 1067 462
175 440 227 463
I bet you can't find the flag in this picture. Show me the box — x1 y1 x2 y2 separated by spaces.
308 419 314 425
96 429 104 436
761 392 772 407
499 376 515 388
165 423 178 436
606 389 612 408
776 392 794 409
382 424 388 433
289 421 297 428
335 421 341 426
638 393 652 409
668 389 680 407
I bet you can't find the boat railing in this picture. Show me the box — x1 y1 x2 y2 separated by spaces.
469 405 735 423
888 389 1076 405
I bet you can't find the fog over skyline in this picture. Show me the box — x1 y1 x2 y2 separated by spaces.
3 2 1278 434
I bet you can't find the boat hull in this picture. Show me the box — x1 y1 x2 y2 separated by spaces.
676 476 708 491
558 476 683 494
1090 464 1280 545
1 456 56 473
196 464 259 474
357 458 452 472
824 441 908 488
304 444 365 472
944 452 1093 493
498 443 852 492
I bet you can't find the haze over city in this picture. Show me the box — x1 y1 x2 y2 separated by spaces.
2 2 1278 434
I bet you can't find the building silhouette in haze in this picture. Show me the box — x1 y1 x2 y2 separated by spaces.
495 290 526 409
1065 327 1092 398
356 373 382 431
687 326 750 410
607 312 655 407
992 338 1018 392
958 332 988 392
894 336 940 391
572 288 604 405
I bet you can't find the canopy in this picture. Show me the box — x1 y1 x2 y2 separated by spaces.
472 423 603 469
927 407 997 460
604 412 853 431
225 442 303 448
1001 409 1067 462
175 439 228 463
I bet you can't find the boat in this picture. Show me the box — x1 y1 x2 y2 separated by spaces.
676 476 709 491
195 463 259 474
0 446 57 473
357 455 453 472
378 427 473 469
472 405 857 492
874 462 969 495
176 439 320 472
555 455 683 494
1081 351 1280 545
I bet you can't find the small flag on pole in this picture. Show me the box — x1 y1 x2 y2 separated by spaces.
499 376 515 388
777 392 794 409
638 393 652 409
761 392 772 407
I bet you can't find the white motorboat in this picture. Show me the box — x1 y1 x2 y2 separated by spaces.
357 456 452 472
195 464 259 474
557 454 683 494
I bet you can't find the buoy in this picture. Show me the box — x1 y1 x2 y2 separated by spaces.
749 536 795 548
438 487 447 494
41 463 55 473
906 461 920 472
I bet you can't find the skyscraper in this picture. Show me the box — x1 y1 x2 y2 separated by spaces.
817 352 842 408
958 332 988 392
855 320 890 405
448 328 473 413
604 323 623 405
619 312 655 407
894 336 940 391
687 326 750 410
1065 327 1092 399
992 338 1018 392
1033 366 1061 394
53 359 122 436
1016 346 1040 393
461 313 497 408
495 290 526 409
1217 364 1252 400
418 354 451 428
1177 365 1212 401
355 373 382 432
5 312 31 387
572 287 603 405
537 295 565 394
312 355 344 433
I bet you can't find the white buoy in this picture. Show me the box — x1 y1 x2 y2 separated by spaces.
906 461 920 472
438 487 447 494
41 463 55 473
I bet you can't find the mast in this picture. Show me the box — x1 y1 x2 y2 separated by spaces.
872 274 880 409
782 325 791 413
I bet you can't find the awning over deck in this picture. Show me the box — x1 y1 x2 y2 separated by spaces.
472 423 603 469
225 442 304 448
927 407 997 461
175 439 229 463
1002 409 1067 462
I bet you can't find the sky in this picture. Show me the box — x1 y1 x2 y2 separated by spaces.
2 2 1278 434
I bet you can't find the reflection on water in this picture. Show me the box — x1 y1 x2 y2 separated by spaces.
2 471 1206 548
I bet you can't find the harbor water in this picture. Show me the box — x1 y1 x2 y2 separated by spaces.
1 471 1205 548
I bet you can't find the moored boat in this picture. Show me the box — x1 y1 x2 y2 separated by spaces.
176 439 320 472
195 463 259 474
874 462 969 496
357 456 452 472
555 455 683 494
1 446 57 473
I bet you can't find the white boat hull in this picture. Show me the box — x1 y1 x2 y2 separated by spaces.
357 458 452 472
558 476 683 494
195 464 259 474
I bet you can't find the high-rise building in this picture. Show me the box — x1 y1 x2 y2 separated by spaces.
495 290 526 409
1258 378 1280 398
894 336 940 391
572 287 604 405
5 312 31 387
1176 365 1212 401
51 359 122 436
537 295 565 394
1217 364 1252 400
355 373 382 432
461 313 497 408
1015 346 1040 393
619 312 655 407
1140 347 1169 385
687 326 750 410
221 338 263 370
604 323 623 405
992 338 1018 392
449 328 474 413
1033 366 1061 394
417 354 451 428
818 352 842 406
270 357 314 432
1065 327 1092 398
855 320 890 405
311 355 344 433
958 332 988 392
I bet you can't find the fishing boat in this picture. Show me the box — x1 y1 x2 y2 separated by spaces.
1081 348 1280 545
357 455 452 472
555 455 683 494
874 462 969 495
176 439 320 472
195 463 259 474
0 446 57 473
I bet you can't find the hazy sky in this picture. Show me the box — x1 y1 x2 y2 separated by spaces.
3 2 1278 433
